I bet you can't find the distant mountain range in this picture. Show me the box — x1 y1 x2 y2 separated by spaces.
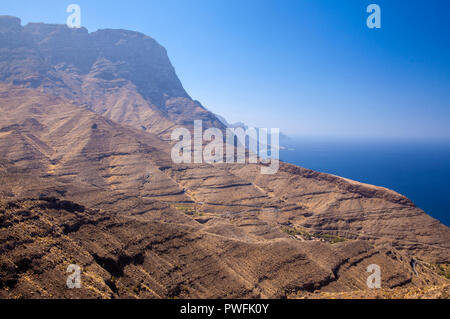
214 114 291 146
0 16 448 299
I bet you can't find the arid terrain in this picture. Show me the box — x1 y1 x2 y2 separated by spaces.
0 15 449 299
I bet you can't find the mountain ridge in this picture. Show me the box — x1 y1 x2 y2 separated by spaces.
0 15 224 137
0 16 448 299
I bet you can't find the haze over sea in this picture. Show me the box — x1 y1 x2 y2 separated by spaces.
280 137 450 226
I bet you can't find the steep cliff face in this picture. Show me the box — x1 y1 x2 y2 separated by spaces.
0 16 448 299
0 16 224 136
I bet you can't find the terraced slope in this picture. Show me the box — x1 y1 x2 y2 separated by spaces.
0 15 225 138
0 15 449 298
0 84 448 298
1 196 446 299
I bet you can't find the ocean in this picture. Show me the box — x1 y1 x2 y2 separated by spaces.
280 137 450 227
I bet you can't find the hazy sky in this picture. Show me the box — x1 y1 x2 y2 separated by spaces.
1 0 449 138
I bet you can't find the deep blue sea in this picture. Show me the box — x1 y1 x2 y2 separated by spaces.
280 138 450 226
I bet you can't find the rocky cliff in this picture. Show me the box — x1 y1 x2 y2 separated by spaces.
0 16 448 299
0 16 224 137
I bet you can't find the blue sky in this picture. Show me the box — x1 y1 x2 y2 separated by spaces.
1 0 449 138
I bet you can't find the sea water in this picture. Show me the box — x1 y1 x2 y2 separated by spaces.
280 137 450 226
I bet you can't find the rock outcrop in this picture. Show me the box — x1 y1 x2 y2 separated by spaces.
0 15 224 137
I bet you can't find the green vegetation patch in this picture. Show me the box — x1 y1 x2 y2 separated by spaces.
282 227 347 244
282 227 312 240
173 204 203 217
316 233 347 244
435 263 450 280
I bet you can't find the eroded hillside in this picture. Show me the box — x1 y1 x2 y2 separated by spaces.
0 15 449 298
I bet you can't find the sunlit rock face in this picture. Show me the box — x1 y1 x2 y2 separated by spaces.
0 17 448 299
0 15 224 137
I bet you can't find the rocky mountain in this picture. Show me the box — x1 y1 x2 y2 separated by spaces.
215 116 291 153
0 15 224 138
0 16 449 299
